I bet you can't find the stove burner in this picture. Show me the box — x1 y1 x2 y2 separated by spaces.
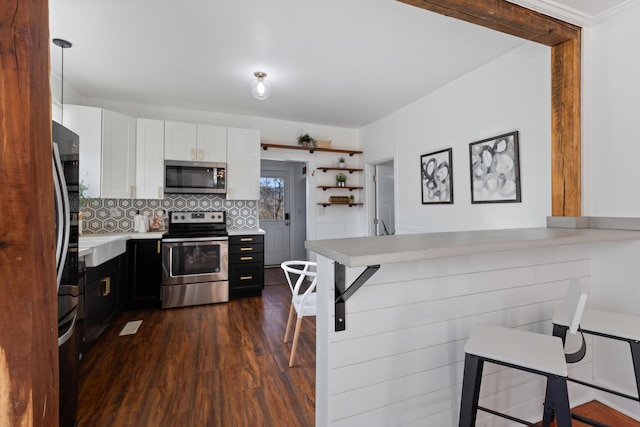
164 211 228 238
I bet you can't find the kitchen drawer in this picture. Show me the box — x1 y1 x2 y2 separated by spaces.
229 264 264 297
229 234 264 245
229 242 263 255
229 251 263 265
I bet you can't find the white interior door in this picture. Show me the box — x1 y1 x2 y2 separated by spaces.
260 170 291 265
375 162 395 235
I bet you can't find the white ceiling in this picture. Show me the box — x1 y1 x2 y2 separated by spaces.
49 0 629 129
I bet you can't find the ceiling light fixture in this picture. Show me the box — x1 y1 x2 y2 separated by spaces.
53 38 73 121
251 71 271 100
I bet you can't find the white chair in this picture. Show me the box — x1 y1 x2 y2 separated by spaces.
459 278 588 427
281 261 317 367
553 283 640 416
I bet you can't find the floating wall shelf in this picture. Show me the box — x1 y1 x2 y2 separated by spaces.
260 143 362 156
318 167 363 173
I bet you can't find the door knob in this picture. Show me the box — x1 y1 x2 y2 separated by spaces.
285 221 290 226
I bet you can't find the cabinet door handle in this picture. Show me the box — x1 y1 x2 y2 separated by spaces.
130 185 135 198
240 237 253 242
157 241 161 254
198 149 203 160
240 276 253 281
101 276 111 296
240 256 253 261
191 148 196 160
158 186 163 198
240 247 253 252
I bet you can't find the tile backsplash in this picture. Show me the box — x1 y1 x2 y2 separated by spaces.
81 194 257 233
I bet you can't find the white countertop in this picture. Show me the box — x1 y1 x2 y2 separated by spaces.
227 228 265 236
305 227 640 268
79 232 166 263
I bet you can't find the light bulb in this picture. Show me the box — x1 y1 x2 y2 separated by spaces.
251 71 271 100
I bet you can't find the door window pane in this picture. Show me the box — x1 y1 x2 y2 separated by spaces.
260 176 285 220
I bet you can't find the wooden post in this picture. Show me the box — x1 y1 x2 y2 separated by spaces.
0 0 59 426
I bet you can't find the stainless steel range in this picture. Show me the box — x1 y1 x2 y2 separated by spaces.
161 211 229 308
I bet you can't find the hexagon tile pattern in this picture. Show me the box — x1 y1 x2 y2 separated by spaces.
80 195 258 233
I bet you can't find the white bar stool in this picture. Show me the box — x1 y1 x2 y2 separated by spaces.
553 295 640 410
459 279 587 427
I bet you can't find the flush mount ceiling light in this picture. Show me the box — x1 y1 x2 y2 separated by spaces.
250 71 271 100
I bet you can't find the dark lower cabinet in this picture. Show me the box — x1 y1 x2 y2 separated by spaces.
229 234 264 298
126 239 162 309
83 254 124 353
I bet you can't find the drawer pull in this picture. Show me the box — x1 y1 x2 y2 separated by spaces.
101 277 111 296
240 256 253 261
240 237 253 242
240 276 253 281
240 247 253 251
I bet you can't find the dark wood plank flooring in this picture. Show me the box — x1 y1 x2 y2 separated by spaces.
544 400 640 427
77 268 314 426
78 267 638 426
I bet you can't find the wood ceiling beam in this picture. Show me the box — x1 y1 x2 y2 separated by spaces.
398 0 582 216
399 0 580 45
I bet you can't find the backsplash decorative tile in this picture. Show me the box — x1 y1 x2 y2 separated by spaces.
81 195 257 233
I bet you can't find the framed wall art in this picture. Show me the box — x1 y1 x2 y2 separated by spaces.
420 148 453 204
469 131 521 204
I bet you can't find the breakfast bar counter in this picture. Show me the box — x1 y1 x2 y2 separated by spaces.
305 226 640 268
305 225 640 427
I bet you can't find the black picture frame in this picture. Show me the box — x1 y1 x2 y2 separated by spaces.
469 131 521 204
420 148 453 204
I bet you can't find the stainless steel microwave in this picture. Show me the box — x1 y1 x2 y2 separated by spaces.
164 160 226 194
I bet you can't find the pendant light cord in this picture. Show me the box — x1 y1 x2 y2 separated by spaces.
53 39 72 122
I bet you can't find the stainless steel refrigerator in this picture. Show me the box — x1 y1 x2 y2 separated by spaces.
53 121 80 427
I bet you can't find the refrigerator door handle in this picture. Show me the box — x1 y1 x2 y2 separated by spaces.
53 143 71 292
58 312 77 348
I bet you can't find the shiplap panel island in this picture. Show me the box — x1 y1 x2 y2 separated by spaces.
306 225 640 426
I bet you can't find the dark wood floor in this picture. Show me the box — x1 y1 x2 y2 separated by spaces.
77 267 315 426
543 400 640 427
78 268 639 427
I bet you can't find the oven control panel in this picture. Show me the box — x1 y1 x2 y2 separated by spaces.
170 211 226 224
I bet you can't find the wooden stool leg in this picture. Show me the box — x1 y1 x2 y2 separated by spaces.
459 354 484 427
289 317 303 367
284 303 295 343
542 375 571 427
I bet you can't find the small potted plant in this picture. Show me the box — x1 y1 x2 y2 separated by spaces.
297 133 316 147
349 194 355 205
338 156 346 168
336 173 347 187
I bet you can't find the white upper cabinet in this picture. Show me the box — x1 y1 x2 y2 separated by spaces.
164 121 226 162
226 127 260 200
63 105 103 198
136 118 165 199
101 110 137 199
197 124 227 162
63 106 136 199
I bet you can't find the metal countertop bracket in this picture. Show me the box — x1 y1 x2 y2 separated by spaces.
334 262 380 331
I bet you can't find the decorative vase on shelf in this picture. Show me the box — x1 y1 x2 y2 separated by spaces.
338 157 346 168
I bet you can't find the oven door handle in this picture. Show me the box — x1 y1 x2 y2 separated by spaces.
162 236 228 243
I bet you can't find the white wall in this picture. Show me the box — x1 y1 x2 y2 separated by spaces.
581 3 640 420
360 42 551 233
583 2 640 217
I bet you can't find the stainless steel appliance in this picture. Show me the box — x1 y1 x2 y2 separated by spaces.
164 160 226 194
53 121 80 427
162 211 229 308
